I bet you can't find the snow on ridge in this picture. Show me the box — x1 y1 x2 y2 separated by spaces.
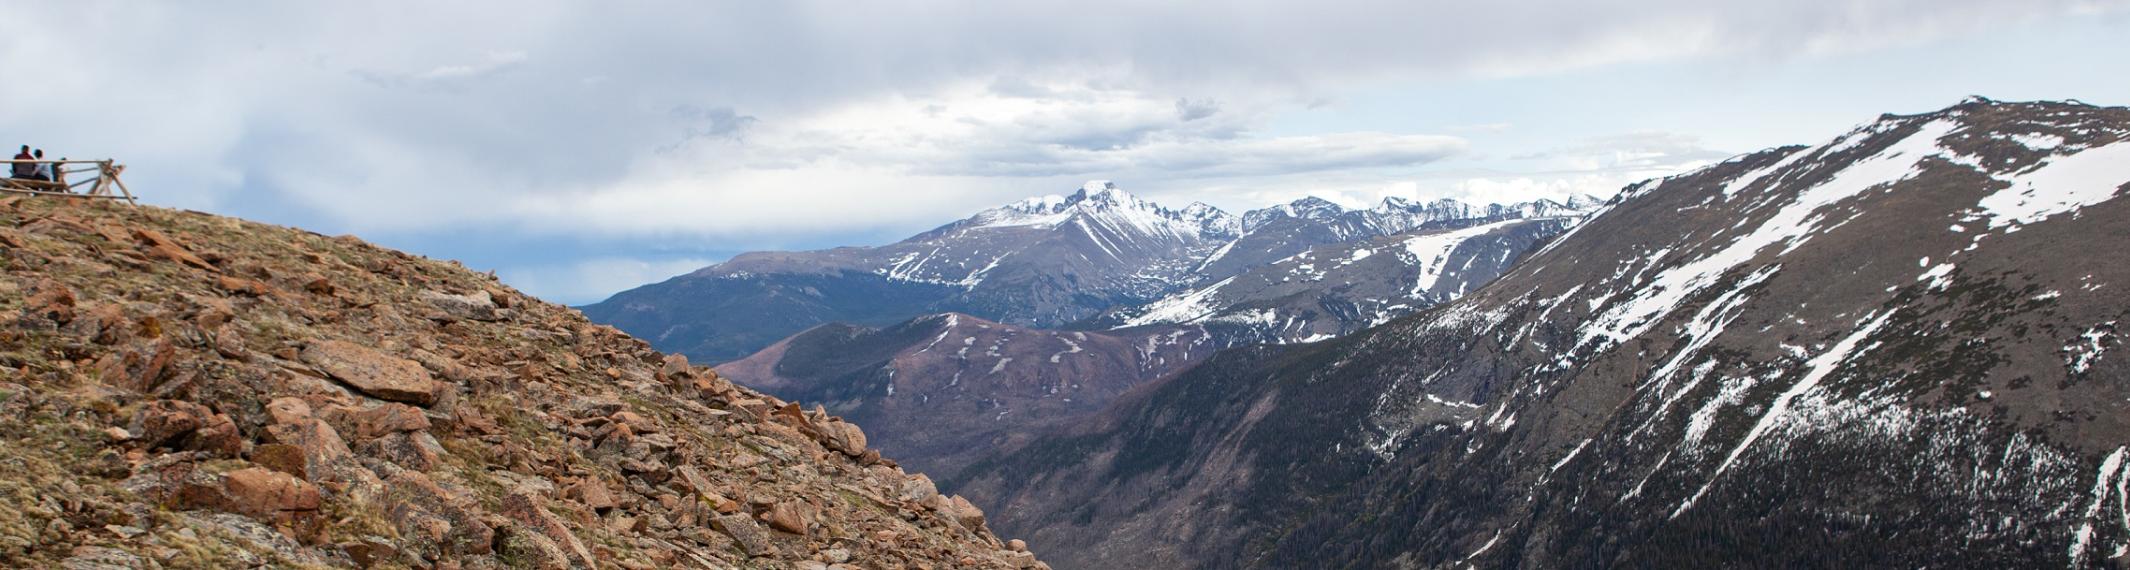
1971 138 2130 230
1122 276 1234 327
1578 118 1963 352
1403 219 1523 297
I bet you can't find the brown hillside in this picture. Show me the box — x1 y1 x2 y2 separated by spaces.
0 196 1046 569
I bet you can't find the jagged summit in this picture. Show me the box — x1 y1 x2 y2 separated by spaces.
587 177 1606 362
0 197 1044 568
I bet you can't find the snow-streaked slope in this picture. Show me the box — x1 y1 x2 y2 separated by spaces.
1113 216 1588 345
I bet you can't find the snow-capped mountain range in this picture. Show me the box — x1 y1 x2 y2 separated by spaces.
582 180 1599 362
955 97 2130 569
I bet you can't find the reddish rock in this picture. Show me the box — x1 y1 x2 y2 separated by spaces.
383 469 495 558
300 273 334 295
219 467 323 516
191 412 245 459
131 399 237 457
265 397 314 425
564 480 618 513
766 501 812 535
325 402 432 440
610 410 656 433
301 340 448 406
176 467 322 539
190 296 236 329
501 491 596 569
251 444 309 479
361 431 444 471
130 227 216 271
23 279 76 325
215 275 275 297
262 409 381 500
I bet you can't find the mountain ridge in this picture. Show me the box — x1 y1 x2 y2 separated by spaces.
583 183 1599 362
951 97 2130 569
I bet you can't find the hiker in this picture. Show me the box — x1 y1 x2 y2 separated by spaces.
31 150 52 182
9 145 30 180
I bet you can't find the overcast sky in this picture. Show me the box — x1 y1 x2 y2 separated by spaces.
3 1 2125 303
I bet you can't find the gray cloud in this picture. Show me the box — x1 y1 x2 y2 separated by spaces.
0 0 2117 302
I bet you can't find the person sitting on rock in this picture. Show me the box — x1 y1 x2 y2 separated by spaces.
9 145 31 180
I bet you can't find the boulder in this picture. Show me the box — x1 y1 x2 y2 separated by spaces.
175 468 322 539
301 340 448 406
324 402 432 440
943 495 987 531
900 474 939 504
713 512 778 558
262 404 381 501
130 399 240 458
419 290 502 322
765 501 812 535
819 419 868 457
564 480 618 513
360 431 444 471
658 353 692 381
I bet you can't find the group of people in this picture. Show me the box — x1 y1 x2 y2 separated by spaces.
11 145 65 187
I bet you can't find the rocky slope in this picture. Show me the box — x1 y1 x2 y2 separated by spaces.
0 196 1045 569
717 314 1213 482
953 98 2130 569
582 182 1593 364
1099 216 1578 345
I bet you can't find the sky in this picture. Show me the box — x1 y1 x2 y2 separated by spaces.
2 1 2126 304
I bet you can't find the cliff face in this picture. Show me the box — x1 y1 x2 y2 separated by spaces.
0 196 1044 569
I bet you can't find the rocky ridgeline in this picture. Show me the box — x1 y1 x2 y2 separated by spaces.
0 196 1044 569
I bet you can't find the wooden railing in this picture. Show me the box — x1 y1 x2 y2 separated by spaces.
1 159 137 205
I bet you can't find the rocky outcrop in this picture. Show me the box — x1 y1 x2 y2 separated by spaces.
0 195 1045 568
299 340 447 406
